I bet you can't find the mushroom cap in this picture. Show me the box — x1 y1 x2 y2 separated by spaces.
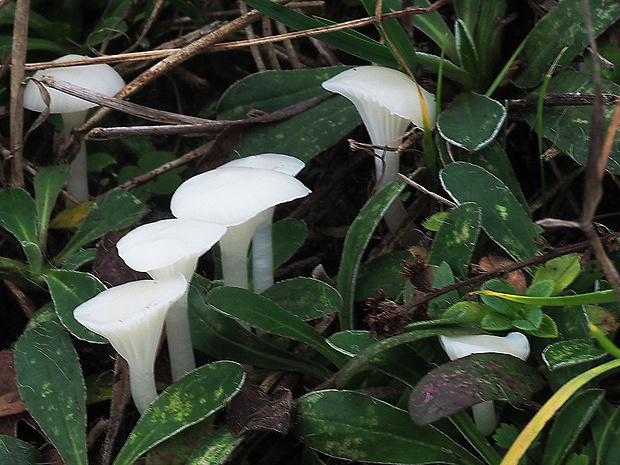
439 332 530 362
170 166 311 227
73 275 187 368
322 66 436 132
23 54 125 113
116 218 227 279
223 153 305 176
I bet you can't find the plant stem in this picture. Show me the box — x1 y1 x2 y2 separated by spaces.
165 291 196 382
128 358 158 414
62 110 89 203
252 209 275 294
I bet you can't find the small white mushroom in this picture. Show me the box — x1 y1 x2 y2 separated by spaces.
74 275 187 413
222 154 305 293
116 218 226 381
23 54 125 203
322 66 436 234
170 166 310 290
439 332 531 435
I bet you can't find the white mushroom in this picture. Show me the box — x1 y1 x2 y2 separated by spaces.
116 218 226 381
439 332 531 435
74 275 187 413
222 154 305 293
322 66 436 234
170 166 310 290
23 54 125 203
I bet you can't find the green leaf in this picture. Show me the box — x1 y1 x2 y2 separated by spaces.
356 249 411 300
0 435 42 464
188 278 331 379
455 19 479 80
524 72 620 173
428 262 459 318
532 255 581 296
208 287 346 366
327 330 378 356
15 321 87 465
34 165 70 249
422 211 449 231
361 0 417 74
0 188 40 265
542 339 608 370
272 218 307 269
514 0 620 88
242 0 397 67
113 361 245 465
438 140 529 213
54 190 148 264
437 93 506 151
117 151 183 197
428 202 481 279
336 180 406 329
409 353 544 426
262 277 342 321
542 389 604 465
44 270 107 343
295 390 482 465
440 162 539 264
411 0 457 62
186 427 243 465
217 67 362 163
591 402 620 465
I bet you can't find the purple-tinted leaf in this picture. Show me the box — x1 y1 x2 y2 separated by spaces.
409 353 544 426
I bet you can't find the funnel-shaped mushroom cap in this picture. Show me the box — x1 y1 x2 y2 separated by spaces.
439 332 531 362
322 66 436 145
23 54 125 113
224 154 305 176
116 218 227 280
74 275 187 365
170 166 311 226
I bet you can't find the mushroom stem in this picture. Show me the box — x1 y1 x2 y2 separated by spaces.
374 149 408 233
220 215 265 289
128 357 159 414
61 110 89 203
472 401 497 437
165 290 196 382
252 208 275 294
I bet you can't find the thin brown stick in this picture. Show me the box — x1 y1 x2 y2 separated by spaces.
578 0 620 303
9 0 30 188
401 240 598 313
20 0 449 72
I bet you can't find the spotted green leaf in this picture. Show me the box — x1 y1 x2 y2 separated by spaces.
295 390 482 465
542 339 607 370
428 202 481 279
186 427 243 465
113 361 245 465
524 72 620 173
45 269 107 343
15 321 87 465
440 162 539 265
514 0 620 88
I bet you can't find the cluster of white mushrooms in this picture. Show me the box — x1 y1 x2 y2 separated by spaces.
74 154 310 413
25 57 531 432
